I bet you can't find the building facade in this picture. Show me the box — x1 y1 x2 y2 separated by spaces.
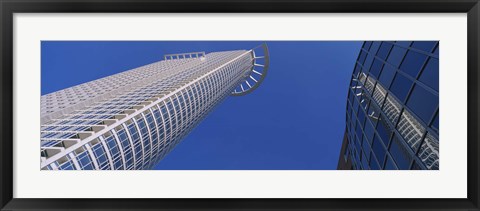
339 41 439 170
40 44 269 170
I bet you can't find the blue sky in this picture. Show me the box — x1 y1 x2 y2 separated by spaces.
42 41 362 170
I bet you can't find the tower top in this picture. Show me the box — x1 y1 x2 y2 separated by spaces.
231 43 270 96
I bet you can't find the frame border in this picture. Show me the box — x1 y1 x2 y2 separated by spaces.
1 0 479 210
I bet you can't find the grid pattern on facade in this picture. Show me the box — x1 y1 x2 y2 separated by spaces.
343 41 439 170
41 48 263 170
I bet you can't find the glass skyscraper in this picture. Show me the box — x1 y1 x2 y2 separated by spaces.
339 41 439 170
40 44 269 170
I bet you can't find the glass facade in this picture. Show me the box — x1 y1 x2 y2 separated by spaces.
341 41 439 170
41 45 269 170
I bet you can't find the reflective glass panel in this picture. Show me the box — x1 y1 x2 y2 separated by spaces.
378 64 396 88
396 110 425 151
384 155 398 170
419 58 439 92
372 134 387 166
387 46 408 67
369 41 381 54
390 73 413 102
411 41 437 53
377 42 393 60
417 133 439 170
363 41 373 50
369 59 383 78
407 84 438 124
358 51 368 64
395 41 412 47
389 135 412 169
399 50 428 78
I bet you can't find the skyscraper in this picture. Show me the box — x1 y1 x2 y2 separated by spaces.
40 44 270 170
339 41 439 170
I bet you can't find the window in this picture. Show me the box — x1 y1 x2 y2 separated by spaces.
372 134 387 167
367 103 381 125
411 41 437 53
418 57 439 92
364 121 375 144
390 73 414 102
369 59 384 78
378 64 396 88
432 112 439 131
369 155 381 170
363 53 375 72
353 64 361 77
361 151 370 170
358 51 368 64
433 45 439 56
417 133 439 170
395 41 412 47
384 155 398 170
376 116 393 146
357 106 366 126
376 42 393 60
369 41 381 54
407 84 438 124
399 50 428 78
396 110 426 151
362 135 371 156
389 135 412 169
387 46 407 68
363 41 373 50
355 122 363 142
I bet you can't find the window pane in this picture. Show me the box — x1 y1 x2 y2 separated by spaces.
389 135 412 169
369 41 381 54
411 41 437 53
362 136 371 158
390 73 414 102
372 134 387 166
395 41 412 47
363 53 375 72
364 121 375 144
361 151 370 170
372 85 387 107
353 64 362 76
419 58 439 92
383 95 402 124
433 45 439 56
378 64 396 88
355 121 363 140
377 42 393 60
384 155 398 170
417 133 439 170
396 110 426 151
363 41 373 51
369 59 384 78
399 50 428 78
369 154 381 170
407 84 438 124
358 51 368 64
364 77 375 94
376 115 393 146
367 102 381 126
387 46 407 67
357 107 366 126
432 112 439 131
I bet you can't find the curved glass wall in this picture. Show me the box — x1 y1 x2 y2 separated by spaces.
343 41 439 170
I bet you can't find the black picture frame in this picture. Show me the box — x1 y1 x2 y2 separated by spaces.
1 0 479 210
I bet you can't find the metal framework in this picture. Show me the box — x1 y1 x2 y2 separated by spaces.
40 44 270 170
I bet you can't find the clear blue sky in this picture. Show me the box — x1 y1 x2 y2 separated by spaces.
42 41 362 170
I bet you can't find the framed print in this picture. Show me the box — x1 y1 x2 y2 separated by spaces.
1 0 479 210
